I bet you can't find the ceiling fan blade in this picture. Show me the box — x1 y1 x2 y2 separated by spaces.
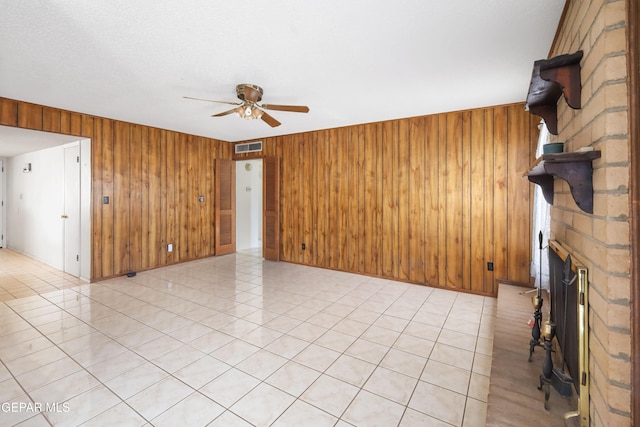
183 96 241 106
260 111 281 127
261 104 309 113
212 107 243 117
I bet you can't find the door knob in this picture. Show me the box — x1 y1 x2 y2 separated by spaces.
61 214 68 219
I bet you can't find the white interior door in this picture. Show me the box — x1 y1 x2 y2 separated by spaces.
63 146 80 276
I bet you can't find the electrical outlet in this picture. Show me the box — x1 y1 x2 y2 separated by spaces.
487 261 494 271
167 243 173 253
302 243 306 250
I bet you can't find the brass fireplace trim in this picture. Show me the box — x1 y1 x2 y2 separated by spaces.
549 240 589 427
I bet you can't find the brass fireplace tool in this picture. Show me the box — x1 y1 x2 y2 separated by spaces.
538 319 556 410
528 231 544 362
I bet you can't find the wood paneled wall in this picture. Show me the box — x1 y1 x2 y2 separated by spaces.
0 97 233 281
1 97 536 295
236 104 538 295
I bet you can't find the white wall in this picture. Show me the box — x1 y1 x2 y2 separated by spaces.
236 159 262 251
8 146 65 269
6 140 91 280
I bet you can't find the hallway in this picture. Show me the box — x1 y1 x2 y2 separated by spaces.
0 249 84 302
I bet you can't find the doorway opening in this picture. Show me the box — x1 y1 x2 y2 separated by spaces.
235 159 263 257
0 126 91 282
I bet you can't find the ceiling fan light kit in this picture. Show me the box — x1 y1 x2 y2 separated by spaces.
238 104 263 120
184 83 309 128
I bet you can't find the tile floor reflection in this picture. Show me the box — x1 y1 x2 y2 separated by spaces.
0 250 84 302
0 251 495 426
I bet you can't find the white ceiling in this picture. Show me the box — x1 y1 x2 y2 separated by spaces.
0 1 565 145
0 126 82 158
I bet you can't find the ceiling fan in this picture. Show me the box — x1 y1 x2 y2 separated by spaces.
184 83 309 128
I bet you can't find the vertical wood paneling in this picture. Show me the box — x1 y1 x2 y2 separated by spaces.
113 121 130 275
375 123 384 276
382 121 397 278
483 110 495 294
165 131 177 265
199 137 212 257
1 96 534 294
363 124 378 275
18 103 43 130
70 113 83 136
273 137 284 261
91 118 103 280
148 128 161 268
187 136 199 258
356 125 367 274
208 138 216 255
0 98 18 126
314 131 328 267
140 125 151 270
470 110 486 291
60 111 71 134
409 117 426 283
100 119 114 277
397 119 410 281
462 111 472 291
493 107 509 283
347 126 360 272
81 115 94 138
194 138 204 257
445 112 463 288
290 135 301 263
437 114 448 287
43 107 61 133
176 134 188 261
425 115 441 285
328 129 340 269
257 103 534 296
301 136 314 265
337 128 349 271
281 136 293 262
129 125 143 272
59 111 83 136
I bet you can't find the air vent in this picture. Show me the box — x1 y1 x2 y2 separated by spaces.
235 141 263 154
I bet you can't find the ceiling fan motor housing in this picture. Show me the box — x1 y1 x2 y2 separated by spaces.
236 84 263 103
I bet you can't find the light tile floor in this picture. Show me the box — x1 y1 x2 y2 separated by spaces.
0 250 496 426
0 249 84 302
